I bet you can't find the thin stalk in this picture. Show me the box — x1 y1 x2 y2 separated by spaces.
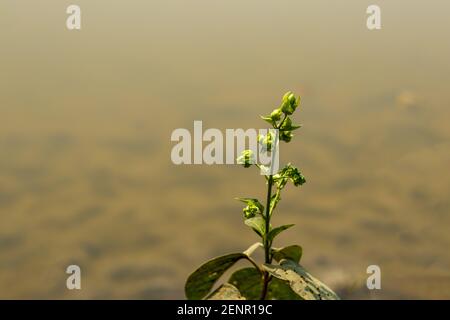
260 175 273 300
263 176 274 263
260 117 286 300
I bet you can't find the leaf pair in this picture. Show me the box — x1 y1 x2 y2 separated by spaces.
185 246 339 300
244 217 293 244
184 246 300 300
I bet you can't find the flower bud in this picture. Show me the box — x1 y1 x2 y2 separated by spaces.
270 108 282 121
280 131 293 142
281 91 299 115
280 117 292 130
237 150 255 168
243 205 258 218
258 132 274 152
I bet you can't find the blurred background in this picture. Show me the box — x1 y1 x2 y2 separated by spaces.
1 0 449 299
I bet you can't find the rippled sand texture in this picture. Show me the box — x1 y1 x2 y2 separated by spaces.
1 1 449 299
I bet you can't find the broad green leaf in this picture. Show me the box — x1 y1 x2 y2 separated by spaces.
263 260 340 300
228 268 262 299
229 268 300 300
185 253 247 300
269 277 302 300
207 283 245 300
244 216 266 237
271 245 302 263
268 224 294 243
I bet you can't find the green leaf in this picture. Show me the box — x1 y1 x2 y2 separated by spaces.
271 245 302 263
185 253 247 300
206 283 246 300
228 268 263 300
269 277 302 300
269 192 281 215
260 115 275 126
263 260 340 300
280 117 302 132
229 268 300 300
244 216 266 237
268 224 294 244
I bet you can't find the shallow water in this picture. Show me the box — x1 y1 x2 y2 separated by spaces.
1 1 449 299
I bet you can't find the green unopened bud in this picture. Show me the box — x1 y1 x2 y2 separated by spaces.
243 204 259 218
258 132 274 152
280 130 293 142
280 117 292 130
237 150 255 168
289 167 306 186
280 92 299 115
278 163 306 186
270 108 283 121
280 117 302 132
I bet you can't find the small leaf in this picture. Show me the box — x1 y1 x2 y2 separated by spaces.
279 117 302 132
207 283 246 300
244 216 266 237
185 253 247 300
269 192 281 215
272 245 302 263
263 259 340 300
267 224 294 244
229 268 300 300
260 115 276 126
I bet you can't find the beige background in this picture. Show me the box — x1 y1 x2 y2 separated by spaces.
1 1 449 299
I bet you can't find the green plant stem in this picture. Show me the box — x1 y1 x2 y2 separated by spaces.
260 271 270 300
260 116 287 300
263 176 274 264
261 174 274 300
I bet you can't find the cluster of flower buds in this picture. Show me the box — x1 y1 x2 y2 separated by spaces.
273 163 306 189
257 131 276 152
236 150 255 168
260 91 302 143
236 198 264 219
